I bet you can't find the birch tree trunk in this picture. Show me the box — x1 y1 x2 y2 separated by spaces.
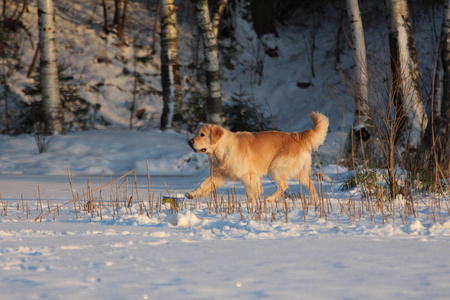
386 0 427 155
38 0 64 135
159 0 182 131
344 0 371 163
196 0 228 125
433 0 450 167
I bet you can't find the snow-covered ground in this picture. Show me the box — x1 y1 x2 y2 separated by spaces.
1 131 450 300
1 1 449 299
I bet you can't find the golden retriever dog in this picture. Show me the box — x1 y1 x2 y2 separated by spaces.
186 112 329 204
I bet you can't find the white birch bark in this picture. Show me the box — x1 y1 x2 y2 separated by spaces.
347 0 369 121
345 0 371 160
437 0 450 165
196 0 228 125
38 0 64 135
386 0 427 153
159 0 182 131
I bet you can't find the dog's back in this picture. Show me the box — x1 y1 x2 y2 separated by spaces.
228 112 328 178
235 111 328 157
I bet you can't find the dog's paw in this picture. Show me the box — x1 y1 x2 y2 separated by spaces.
185 192 195 199
264 196 275 202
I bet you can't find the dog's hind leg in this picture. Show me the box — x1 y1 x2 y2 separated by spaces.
298 166 318 205
265 172 288 202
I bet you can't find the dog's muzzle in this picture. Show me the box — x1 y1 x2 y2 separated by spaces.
188 139 206 153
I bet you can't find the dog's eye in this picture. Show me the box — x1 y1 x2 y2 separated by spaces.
200 133 205 137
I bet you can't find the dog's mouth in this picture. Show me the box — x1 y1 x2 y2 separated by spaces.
193 148 207 153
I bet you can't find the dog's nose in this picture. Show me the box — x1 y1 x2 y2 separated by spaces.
188 138 194 146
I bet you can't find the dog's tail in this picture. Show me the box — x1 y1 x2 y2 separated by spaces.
309 112 329 150
291 112 329 151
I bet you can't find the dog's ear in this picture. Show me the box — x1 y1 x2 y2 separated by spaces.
210 125 224 144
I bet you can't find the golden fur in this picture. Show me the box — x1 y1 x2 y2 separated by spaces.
186 112 329 204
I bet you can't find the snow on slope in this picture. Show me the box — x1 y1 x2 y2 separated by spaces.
0 130 205 176
9 0 440 134
11 0 356 133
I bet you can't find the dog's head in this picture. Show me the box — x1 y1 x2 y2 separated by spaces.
188 124 225 154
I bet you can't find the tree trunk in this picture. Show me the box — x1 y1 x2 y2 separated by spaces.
37 0 64 135
196 0 228 125
250 0 278 38
441 0 450 124
434 52 444 121
159 0 182 131
151 1 160 54
1 62 10 134
27 42 40 78
420 39 443 159
101 0 109 35
113 0 120 27
212 0 228 38
386 0 427 155
433 0 450 168
419 0 450 171
344 0 371 164
117 0 128 43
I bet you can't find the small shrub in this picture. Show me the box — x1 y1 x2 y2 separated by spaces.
182 90 207 133
340 169 379 191
223 88 273 132
340 169 391 199
22 65 110 133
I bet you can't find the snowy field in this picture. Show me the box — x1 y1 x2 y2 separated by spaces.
1 131 450 300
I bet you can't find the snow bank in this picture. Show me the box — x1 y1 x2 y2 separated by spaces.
0 130 207 176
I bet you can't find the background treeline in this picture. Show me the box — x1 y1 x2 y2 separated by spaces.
0 0 448 177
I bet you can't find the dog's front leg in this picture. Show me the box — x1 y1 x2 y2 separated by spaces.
241 174 263 203
185 175 225 199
